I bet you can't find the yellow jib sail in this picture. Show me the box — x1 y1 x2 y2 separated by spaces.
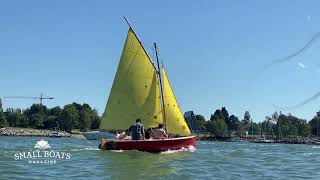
162 66 191 136
100 28 163 130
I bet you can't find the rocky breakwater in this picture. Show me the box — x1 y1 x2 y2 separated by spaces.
0 128 71 137
276 137 320 145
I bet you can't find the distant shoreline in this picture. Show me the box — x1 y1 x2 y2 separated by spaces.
0 127 71 137
2 127 320 146
197 135 320 145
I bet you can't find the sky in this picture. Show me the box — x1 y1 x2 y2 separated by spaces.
1 0 320 122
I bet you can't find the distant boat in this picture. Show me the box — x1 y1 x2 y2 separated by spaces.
99 18 196 152
49 132 63 138
253 137 274 143
82 131 116 140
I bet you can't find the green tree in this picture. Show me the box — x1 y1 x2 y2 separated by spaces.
262 116 275 137
43 115 58 129
79 109 91 131
5 108 28 128
212 118 228 137
309 111 320 136
91 117 101 130
276 114 304 137
91 119 100 130
209 109 228 136
59 104 79 132
272 112 279 121
248 122 261 135
205 121 215 133
210 109 224 122
27 104 48 115
299 122 310 137
288 125 298 136
24 104 48 129
240 111 252 133
287 115 310 137
6 108 17 127
0 98 6 127
82 103 91 111
243 111 250 125
43 106 62 129
90 109 100 129
72 102 83 112
195 114 206 131
16 110 29 128
221 107 229 121
29 113 44 129
50 106 62 116
228 115 240 131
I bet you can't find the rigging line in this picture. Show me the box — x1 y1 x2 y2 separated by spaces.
149 45 156 66
265 31 320 69
273 91 320 110
154 43 167 130
248 31 320 84
124 17 158 73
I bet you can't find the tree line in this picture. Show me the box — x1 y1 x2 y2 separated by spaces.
0 98 100 132
194 107 320 138
1 97 320 138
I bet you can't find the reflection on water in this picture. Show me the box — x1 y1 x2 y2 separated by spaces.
100 149 193 179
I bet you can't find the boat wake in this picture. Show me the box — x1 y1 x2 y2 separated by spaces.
107 146 196 154
160 146 196 154
84 147 100 151
70 147 100 151
110 150 125 153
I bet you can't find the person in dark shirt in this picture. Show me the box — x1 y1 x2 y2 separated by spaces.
145 128 153 139
128 119 145 140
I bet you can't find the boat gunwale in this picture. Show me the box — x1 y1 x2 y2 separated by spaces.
103 135 195 142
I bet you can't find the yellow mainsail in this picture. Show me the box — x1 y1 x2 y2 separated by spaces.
162 66 191 136
100 27 191 137
100 28 163 130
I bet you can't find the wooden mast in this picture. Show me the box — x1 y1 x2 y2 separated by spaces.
154 43 167 131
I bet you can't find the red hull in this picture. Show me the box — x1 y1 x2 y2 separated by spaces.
100 136 196 152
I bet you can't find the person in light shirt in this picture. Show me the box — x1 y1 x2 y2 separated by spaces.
152 124 168 139
116 129 131 140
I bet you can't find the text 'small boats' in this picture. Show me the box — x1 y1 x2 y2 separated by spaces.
99 18 196 152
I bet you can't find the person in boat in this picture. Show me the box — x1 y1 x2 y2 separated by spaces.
128 119 145 140
145 128 153 139
117 129 131 140
152 124 168 139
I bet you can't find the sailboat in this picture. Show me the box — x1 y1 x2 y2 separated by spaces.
99 18 196 152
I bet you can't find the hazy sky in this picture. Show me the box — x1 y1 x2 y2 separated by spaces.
1 0 320 122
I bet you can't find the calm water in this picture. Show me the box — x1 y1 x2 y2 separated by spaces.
1 136 320 180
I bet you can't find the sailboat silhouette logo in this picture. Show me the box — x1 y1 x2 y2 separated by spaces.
34 139 51 149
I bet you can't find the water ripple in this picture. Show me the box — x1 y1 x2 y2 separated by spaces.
1 137 320 179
